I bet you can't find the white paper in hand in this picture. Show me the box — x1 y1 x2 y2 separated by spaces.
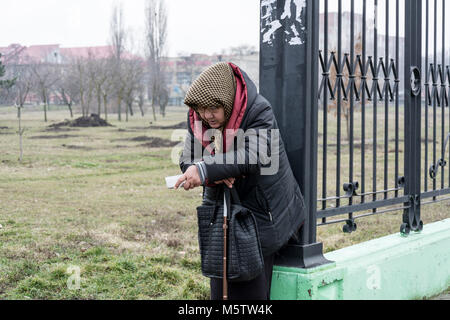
165 175 185 189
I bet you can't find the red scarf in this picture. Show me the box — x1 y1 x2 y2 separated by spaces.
189 62 248 155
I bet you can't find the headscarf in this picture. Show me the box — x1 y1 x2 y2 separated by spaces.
184 62 237 127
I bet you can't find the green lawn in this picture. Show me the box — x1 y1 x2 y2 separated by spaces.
0 105 448 299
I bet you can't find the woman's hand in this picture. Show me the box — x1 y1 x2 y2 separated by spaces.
214 177 235 188
175 165 202 190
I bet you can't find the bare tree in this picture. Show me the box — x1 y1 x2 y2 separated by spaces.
110 3 127 121
124 58 145 121
145 0 168 120
11 64 35 162
137 82 146 117
70 57 91 117
85 56 115 121
12 64 34 108
55 63 80 118
31 62 59 122
110 3 126 62
0 53 17 105
91 59 107 117
98 58 115 121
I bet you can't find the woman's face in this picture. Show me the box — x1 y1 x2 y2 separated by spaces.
197 106 226 129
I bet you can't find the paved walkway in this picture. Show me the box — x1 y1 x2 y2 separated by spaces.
431 288 450 300
433 293 450 300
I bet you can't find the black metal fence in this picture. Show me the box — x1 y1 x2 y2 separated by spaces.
260 0 450 268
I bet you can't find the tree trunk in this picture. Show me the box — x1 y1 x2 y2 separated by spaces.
151 82 158 121
151 100 157 121
80 93 85 117
97 91 102 116
138 103 144 117
128 99 134 116
117 96 122 121
18 106 23 162
43 100 48 122
103 95 108 122
138 96 145 117
86 93 92 116
67 103 73 118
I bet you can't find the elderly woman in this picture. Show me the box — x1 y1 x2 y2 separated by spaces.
175 62 306 300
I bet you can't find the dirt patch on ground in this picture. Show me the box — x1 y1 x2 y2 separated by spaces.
0 126 13 135
61 144 93 151
30 134 80 140
139 137 179 148
150 121 187 130
113 136 178 148
116 128 144 132
44 126 79 132
127 126 151 131
49 114 112 128
129 136 156 142
114 122 187 132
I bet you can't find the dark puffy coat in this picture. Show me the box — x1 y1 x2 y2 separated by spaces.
179 66 306 257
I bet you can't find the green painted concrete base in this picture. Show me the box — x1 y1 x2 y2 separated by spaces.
271 219 450 300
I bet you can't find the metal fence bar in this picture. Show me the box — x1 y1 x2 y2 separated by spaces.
348 0 355 223
318 186 403 202
442 0 450 188
317 205 412 227
441 0 446 190
425 0 429 193
322 0 329 225
361 0 367 204
447 0 450 191
422 196 450 206
317 195 410 218
395 0 400 198
305 0 321 246
421 187 450 199
384 0 390 200
373 0 379 212
336 0 343 209
433 0 437 200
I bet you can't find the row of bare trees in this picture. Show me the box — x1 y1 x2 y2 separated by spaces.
0 55 147 122
0 0 168 123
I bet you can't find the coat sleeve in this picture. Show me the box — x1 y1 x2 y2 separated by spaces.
202 103 275 182
179 112 201 174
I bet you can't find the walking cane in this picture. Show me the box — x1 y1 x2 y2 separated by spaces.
223 189 228 300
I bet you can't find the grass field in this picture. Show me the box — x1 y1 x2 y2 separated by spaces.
0 105 448 300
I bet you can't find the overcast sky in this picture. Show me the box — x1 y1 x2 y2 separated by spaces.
1 0 448 57
0 0 260 57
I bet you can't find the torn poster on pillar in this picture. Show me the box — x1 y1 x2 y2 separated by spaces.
261 0 306 46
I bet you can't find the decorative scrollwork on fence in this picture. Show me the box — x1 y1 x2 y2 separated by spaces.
318 50 399 104
425 64 450 107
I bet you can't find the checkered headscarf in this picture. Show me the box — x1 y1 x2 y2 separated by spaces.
184 62 236 127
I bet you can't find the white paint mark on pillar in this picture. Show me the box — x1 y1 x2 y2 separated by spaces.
261 0 306 46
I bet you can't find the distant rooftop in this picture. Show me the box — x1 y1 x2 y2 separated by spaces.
0 43 138 64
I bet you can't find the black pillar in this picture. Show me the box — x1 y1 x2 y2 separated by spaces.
402 0 423 235
260 0 331 268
